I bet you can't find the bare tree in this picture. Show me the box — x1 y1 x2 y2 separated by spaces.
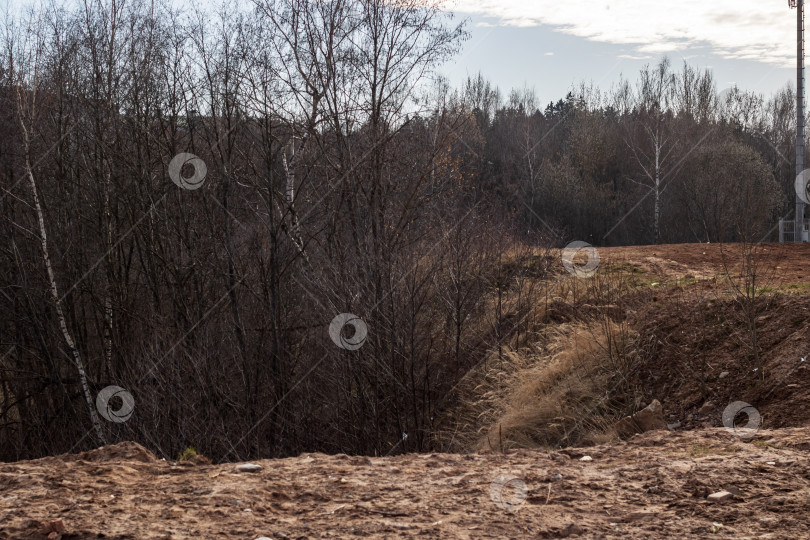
623 57 677 244
4 8 106 445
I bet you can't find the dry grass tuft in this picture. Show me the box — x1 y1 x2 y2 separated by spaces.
443 318 644 452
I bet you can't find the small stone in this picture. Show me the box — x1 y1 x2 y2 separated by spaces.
719 371 729 379
707 491 734 502
235 463 263 473
39 520 66 535
563 523 585 536
614 399 668 439
579 456 592 461
255 537 272 540
698 402 714 415
667 421 681 430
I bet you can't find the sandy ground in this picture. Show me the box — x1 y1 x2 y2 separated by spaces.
2 429 810 539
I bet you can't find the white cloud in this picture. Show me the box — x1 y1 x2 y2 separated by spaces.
617 54 652 61
451 0 797 67
544 52 554 56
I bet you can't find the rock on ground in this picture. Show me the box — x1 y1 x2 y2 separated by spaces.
614 399 668 439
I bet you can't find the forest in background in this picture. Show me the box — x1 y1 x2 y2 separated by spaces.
0 0 803 461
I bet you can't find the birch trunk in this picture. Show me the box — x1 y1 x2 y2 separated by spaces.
15 87 107 446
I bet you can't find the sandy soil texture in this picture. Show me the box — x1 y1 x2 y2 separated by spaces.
2 430 810 539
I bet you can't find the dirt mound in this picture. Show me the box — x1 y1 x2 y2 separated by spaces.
2 428 810 538
441 242 810 453
70 442 157 464
625 277 810 432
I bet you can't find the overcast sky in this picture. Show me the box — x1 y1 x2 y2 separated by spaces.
441 0 800 107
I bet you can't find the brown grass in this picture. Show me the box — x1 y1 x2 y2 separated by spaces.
439 317 644 453
481 320 642 451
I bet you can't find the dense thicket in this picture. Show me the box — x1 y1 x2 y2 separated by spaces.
0 0 800 461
